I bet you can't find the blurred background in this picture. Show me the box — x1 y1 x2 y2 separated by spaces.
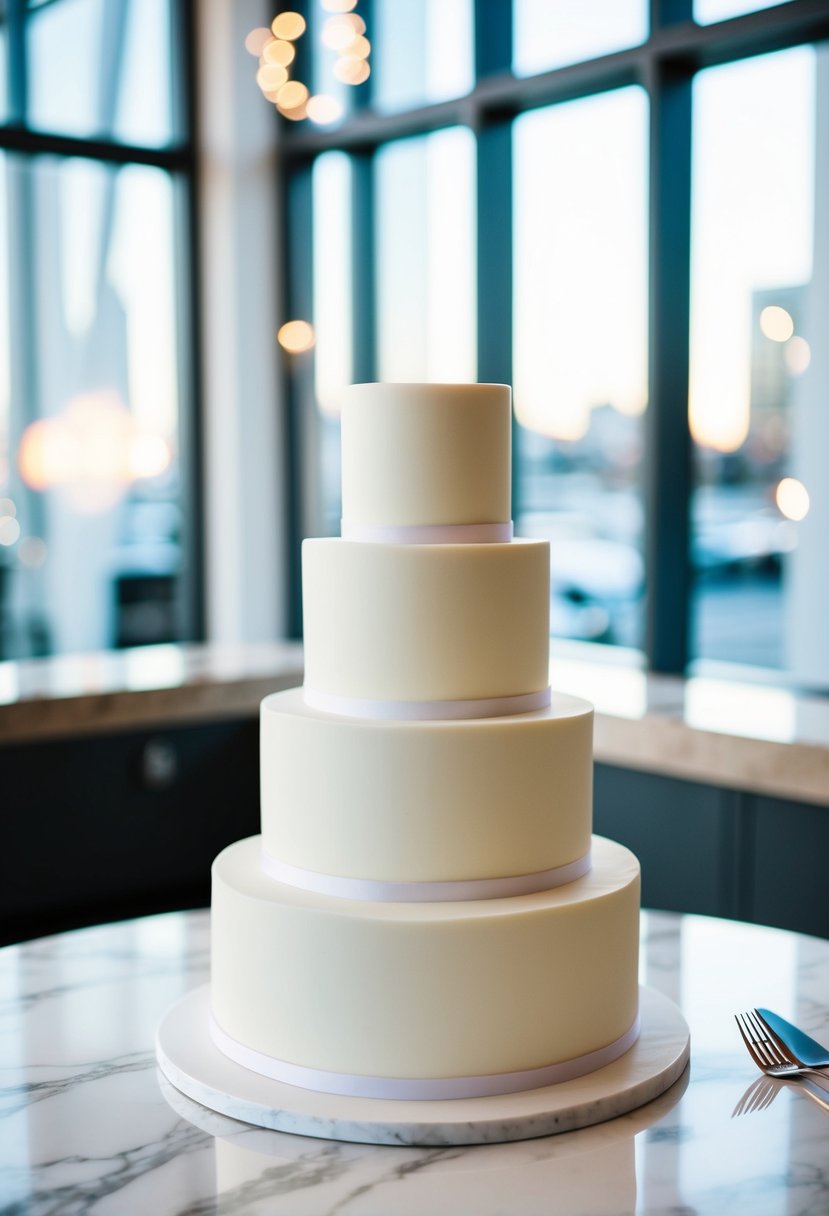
1 0 828 687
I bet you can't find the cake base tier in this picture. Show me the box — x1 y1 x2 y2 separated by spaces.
156 984 689 1147
211 835 640 1080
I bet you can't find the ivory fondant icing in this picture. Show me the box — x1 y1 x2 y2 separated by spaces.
341 382 512 528
260 688 593 883
302 538 550 704
198 381 646 1130
211 835 640 1082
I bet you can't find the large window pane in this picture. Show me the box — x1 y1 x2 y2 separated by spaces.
372 0 473 114
27 0 176 147
376 127 476 382
514 0 647 77
0 156 188 658
514 87 648 649
690 46 825 684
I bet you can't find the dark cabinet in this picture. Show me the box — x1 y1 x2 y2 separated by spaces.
2 719 259 945
595 764 828 939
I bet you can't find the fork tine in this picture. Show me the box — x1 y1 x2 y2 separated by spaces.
753 1009 800 1067
757 1080 779 1111
746 1010 786 1066
735 1013 768 1070
733 1076 770 1117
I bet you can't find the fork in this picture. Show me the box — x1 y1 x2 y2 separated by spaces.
735 1011 829 1083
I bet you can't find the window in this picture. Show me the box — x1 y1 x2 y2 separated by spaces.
690 46 821 678
0 0 200 659
276 0 829 686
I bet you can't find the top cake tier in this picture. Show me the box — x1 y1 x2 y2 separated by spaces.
341 383 511 533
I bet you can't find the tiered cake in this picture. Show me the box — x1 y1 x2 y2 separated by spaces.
209 382 641 1101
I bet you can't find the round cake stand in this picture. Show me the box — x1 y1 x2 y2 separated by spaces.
156 984 689 1147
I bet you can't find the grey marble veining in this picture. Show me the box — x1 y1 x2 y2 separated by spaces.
1 909 828 1215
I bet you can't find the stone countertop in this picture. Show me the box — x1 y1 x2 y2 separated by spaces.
1 640 828 806
2 907 829 1214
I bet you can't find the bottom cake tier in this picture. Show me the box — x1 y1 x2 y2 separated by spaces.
210 835 640 1095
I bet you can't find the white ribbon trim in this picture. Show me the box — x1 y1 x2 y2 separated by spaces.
209 1011 641 1101
303 685 552 721
341 521 514 545
261 848 592 903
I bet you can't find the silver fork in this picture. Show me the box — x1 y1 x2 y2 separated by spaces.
735 1010 829 1083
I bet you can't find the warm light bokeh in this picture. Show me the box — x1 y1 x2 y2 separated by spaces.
307 94 345 125
347 35 371 61
278 320 316 353
263 39 296 67
278 101 309 121
322 15 361 51
334 56 370 85
271 12 306 41
785 335 811 375
277 80 309 110
256 63 289 92
244 27 273 56
776 477 810 521
17 391 171 513
759 304 795 342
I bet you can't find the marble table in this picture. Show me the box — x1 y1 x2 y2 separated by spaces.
2 908 828 1215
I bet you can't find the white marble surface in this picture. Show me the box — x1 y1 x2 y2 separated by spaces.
2 908 829 1214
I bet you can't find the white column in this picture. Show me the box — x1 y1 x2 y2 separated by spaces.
197 0 287 643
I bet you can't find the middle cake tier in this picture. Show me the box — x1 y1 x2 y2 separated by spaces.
261 687 593 886
302 537 551 707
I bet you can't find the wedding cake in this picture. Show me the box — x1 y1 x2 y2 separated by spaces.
209 382 641 1101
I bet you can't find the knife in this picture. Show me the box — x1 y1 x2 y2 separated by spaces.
756 1007 829 1068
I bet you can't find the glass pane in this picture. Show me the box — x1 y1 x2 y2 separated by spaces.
514 87 648 650
690 46 823 682
27 0 176 147
372 0 473 114
376 126 476 382
514 0 647 77
313 151 353 536
695 0 794 25
0 155 187 659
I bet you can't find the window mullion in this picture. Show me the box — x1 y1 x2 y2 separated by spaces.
644 53 693 673
282 162 316 637
474 0 517 514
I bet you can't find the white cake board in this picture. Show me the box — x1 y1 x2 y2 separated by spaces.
156 984 689 1146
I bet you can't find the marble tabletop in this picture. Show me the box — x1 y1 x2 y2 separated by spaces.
2 908 828 1215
